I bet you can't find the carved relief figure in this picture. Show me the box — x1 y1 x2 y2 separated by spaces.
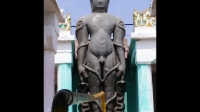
76 0 126 112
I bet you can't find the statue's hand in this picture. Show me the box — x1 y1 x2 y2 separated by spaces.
78 65 87 80
116 65 125 80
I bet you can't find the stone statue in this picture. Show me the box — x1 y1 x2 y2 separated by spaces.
76 0 126 112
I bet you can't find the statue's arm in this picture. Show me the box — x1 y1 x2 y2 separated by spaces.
75 19 88 81
113 19 126 79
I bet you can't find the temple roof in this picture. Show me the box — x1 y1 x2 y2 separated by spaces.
44 0 65 22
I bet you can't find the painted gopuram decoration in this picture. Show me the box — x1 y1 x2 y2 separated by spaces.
133 8 156 27
59 13 71 31
75 0 126 112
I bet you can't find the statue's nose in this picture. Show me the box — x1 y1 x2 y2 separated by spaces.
99 0 102 3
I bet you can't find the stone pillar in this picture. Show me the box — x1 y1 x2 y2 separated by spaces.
57 63 72 112
44 26 58 112
130 26 156 112
44 50 55 112
44 0 65 110
57 63 72 91
55 33 74 112
55 37 74 93
137 64 154 112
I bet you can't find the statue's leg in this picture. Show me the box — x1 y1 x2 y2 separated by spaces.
103 52 118 112
86 51 102 112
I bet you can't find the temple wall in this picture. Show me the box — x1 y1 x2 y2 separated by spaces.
44 0 65 112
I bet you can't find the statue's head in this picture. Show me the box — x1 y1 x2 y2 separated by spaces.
90 0 110 13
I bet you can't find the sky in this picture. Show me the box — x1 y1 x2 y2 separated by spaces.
57 0 152 45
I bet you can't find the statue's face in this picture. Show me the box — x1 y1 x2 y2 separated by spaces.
90 0 109 12
93 0 107 8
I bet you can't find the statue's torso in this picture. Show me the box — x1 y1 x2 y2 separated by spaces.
84 13 117 58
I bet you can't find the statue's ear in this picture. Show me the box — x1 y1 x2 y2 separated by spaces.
90 0 93 12
91 5 93 12
106 0 110 12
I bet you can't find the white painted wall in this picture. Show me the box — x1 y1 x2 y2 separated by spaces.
55 24 75 64
136 39 156 50
44 0 65 112
131 27 156 39
44 26 58 53
55 36 75 64
136 49 156 64
44 25 58 112
44 12 59 37
55 50 72 64
57 41 72 51
131 27 156 64
44 50 55 112
44 0 65 23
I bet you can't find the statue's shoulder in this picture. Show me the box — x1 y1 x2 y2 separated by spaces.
76 14 91 24
107 14 125 31
76 14 92 30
